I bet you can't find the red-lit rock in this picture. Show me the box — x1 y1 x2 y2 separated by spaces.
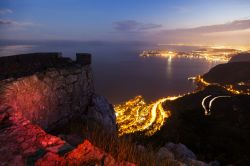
0 105 136 166
66 140 114 165
0 53 132 165
0 106 72 165
65 140 136 166
35 152 66 166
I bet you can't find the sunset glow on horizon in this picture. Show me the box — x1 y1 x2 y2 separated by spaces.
0 0 250 46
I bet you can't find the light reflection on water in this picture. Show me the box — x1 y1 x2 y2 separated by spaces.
167 56 172 78
0 41 223 104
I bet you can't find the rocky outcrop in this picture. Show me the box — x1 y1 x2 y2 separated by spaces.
65 140 135 166
0 102 206 166
0 105 72 166
164 143 197 162
0 105 134 166
156 143 209 166
87 94 117 132
36 140 136 166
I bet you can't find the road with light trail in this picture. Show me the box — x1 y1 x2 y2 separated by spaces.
201 95 231 115
115 96 178 136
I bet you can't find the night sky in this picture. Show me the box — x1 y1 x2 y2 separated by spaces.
1 0 250 45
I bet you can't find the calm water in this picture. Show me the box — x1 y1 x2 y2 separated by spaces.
0 41 222 104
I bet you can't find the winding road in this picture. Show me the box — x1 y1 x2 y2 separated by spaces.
202 95 231 115
115 96 177 136
115 75 249 136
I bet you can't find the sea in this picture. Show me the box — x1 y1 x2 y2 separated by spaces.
0 40 223 104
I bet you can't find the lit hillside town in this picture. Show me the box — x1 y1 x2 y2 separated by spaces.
140 47 246 62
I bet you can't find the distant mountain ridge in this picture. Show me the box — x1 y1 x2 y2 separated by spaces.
203 62 250 84
201 52 250 84
229 52 250 63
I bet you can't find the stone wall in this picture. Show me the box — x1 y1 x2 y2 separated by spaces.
0 52 94 130
0 52 119 165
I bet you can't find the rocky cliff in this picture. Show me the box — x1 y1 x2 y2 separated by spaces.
0 105 134 166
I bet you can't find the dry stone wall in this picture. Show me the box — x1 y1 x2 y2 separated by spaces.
0 53 94 130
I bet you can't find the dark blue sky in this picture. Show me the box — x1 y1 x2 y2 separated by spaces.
1 0 250 45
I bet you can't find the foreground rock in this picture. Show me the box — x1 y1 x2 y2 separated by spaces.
156 143 209 166
0 105 72 165
66 140 135 166
0 105 134 166
0 103 205 166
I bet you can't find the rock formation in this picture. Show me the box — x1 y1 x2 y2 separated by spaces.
0 105 134 166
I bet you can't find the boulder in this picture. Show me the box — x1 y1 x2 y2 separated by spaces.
156 147 175 160
35 152 66 166
156 143 210 166
187 159 208 166
87 94 117 132
164 143 197 162
174 143 197 161
65 140 136 166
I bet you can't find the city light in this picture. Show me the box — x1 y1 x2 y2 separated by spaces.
114 95 179 136
115 75 250 137
195 76 250 95
115 48 250 137
139 47 243 62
